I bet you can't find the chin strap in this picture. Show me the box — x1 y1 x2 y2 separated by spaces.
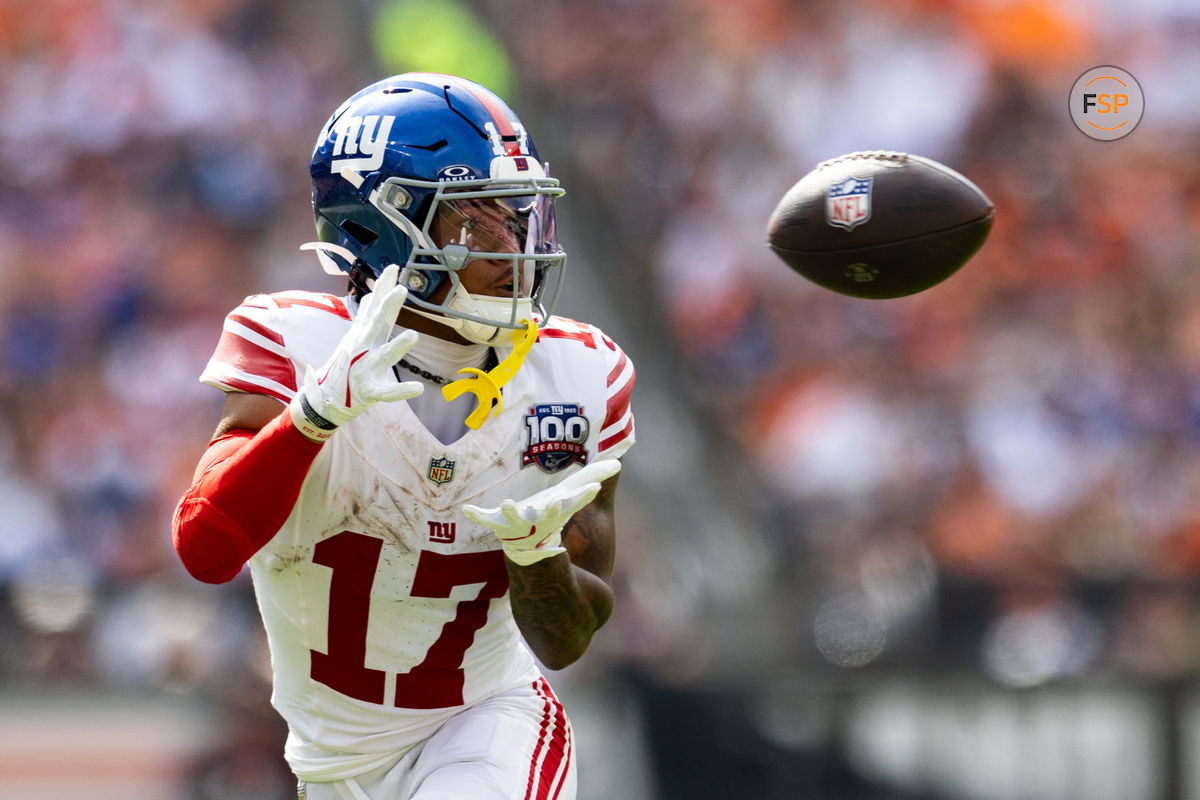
442 318 538 429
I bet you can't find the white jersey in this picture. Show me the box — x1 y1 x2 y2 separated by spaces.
199 291 635 782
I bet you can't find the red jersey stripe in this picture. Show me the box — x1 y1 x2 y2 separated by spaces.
524 680 554 800
539 327 598 349
603 373 634 429
550 730 572 800
533 678 570 800
599 417 634 453
229 312 285 345
210 374 291 405
270 293 351 320
212 333 297 394
606 350 628 385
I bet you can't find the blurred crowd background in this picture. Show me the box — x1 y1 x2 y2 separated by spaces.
3 0 1200 798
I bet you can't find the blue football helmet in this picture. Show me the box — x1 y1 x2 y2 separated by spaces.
307 73 566 345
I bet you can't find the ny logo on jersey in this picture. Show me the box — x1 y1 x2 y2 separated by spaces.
427 456 456 485
428 521 456 544
330 114 396 173
523 403 589 473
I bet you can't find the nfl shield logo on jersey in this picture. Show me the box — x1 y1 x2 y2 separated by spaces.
427 456 456 485
523 404 590 473
826 176 872 230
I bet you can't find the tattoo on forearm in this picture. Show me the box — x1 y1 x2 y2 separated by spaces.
506 479 618 666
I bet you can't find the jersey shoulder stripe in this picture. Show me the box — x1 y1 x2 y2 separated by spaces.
596 327 635 455
200 291 352 401
244 291 351 320
603 365 634 429
209 326 297 400
229 311 286 346
538 316 636 457
538 316 599 349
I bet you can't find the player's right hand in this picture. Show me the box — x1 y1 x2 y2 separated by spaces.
288 264 424 442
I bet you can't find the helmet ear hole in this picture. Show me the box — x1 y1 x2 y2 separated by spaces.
341 220 378 247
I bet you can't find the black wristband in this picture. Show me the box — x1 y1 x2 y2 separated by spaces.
299 395 338 431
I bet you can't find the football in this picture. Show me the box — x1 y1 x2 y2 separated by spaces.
766 151 994 299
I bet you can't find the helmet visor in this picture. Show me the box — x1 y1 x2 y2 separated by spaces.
433 192 560 296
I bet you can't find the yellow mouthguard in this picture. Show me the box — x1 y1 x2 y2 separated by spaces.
442 318 538 429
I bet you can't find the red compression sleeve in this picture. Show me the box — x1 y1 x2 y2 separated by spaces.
172 411 323 583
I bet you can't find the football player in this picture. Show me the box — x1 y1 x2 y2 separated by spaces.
171 73 635 800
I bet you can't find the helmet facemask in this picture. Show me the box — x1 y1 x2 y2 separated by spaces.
375 166 566 345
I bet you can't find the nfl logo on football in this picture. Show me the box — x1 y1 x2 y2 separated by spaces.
827 177 873 230
427 456 456 485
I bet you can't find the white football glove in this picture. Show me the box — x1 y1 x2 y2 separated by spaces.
288 264 424 442
462 460 622 566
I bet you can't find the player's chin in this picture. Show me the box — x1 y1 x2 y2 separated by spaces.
477 282 522 298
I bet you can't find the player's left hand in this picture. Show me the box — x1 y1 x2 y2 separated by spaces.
462 459 622 566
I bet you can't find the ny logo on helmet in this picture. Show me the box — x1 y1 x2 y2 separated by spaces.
331 115 396 174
